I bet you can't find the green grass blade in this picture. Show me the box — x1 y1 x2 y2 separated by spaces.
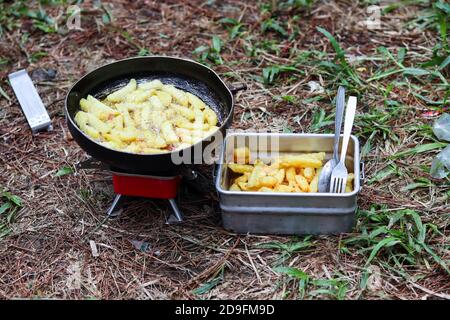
366 237 400 265
274 267 309 280
316 27 345 59
368 68 403 81
391 142 448 159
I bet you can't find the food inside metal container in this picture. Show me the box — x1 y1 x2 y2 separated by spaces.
226 147 354 193
74 78 220 154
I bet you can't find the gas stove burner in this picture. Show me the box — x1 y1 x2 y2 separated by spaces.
76 157 194 224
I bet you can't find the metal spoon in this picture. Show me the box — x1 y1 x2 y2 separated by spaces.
318 86 345 192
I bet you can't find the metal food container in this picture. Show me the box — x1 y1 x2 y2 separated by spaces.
215 133 364 235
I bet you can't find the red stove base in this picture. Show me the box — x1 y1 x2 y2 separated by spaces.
112 172 181 199
108 172 184 223
75 158 187 224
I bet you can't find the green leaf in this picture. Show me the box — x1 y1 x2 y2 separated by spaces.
274 95 296 103
55 166 74 177
369 67 435 82
368 164 398 184
421 242 450 274
0 203 12 215
392 142 447 159
436 0 450 13
212 36 221 53
193 45 208 55
378 46 404 68
274 267 309 280
262 18 288 37
0 225 11 240
397 47 407 64
192 267 224 295
366 237 400 265
316 27 363 85
368 68 403 82
138 48 150 56
402 67 431 76
218 17 238 25
361 130 377 157
438 56 450 70
262 65 301 85
316 27 344 59
192 276 222 295
411 92 447 105
229 24 243 39
401 181 432 191
256 238 312 253
2 191 22 206
408 210 425 244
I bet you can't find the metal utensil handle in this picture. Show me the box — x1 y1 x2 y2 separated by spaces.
333 86 346 163
360 161 365 188
340 96 357 163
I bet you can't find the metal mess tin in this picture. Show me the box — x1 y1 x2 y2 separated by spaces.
215 133 364 235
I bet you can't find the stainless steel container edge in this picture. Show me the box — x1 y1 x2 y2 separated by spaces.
215 133 363 235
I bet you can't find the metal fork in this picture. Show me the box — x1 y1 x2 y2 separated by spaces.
329 96 357 193
317 86 345 192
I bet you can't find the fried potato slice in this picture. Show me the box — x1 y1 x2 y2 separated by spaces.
280 155 322 168
260 176 278 188
149 95 164 110
81 96 118 120
303 152 326 161
142 131 167 149
162 85 188 107
171 104 195 120
274 169 285 184
229 184 241 191
228 163 254 174
303 167 315 182
74 111 100 139
237 181 249 191
309 174 319 193
138 79 163 90
112 114 124 130
247 166 265 189
107 79 137 102
345 173 355 193
234 147 250 164
155 91 172 106
285 167 297 185
234 173 249 184
187 92 206 110
274 184 294 192
126 89 152 103
161 121 179 144
204 107 218 126
85 113 111 134
193 109 205 131
295 175 310 192
258 187 274 192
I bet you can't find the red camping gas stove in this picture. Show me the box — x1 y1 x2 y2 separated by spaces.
76 158 197 223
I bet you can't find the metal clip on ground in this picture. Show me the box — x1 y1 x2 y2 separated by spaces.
8 69 52 133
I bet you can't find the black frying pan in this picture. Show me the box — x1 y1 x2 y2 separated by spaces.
65 56 245 175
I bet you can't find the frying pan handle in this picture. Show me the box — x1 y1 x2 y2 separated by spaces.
228 83 247 95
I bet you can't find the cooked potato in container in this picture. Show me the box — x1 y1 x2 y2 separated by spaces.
227 147 354 193
74 79 220 154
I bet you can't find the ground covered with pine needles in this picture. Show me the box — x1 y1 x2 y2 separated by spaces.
0 0 448 299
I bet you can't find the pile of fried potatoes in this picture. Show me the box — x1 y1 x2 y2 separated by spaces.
74 79 220 154
228 147 354 193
